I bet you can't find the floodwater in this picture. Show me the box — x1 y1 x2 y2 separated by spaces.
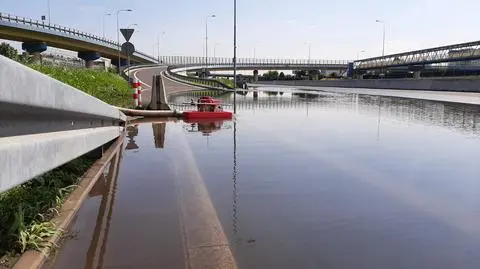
47 88 480 269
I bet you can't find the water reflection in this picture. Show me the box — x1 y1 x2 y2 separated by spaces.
84 144 123 269
170 91 480 136
125 125 139 151
231 120 239 244
152 123 166 148
183 119 232 136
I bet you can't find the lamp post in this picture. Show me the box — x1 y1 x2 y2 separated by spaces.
214 43 220 58
103 13 111 39
375 20 386 56
47 0 51 24
157 31 165 64
205 14 216 70
304 42 311 63
233 0 237 114
116 8 132 74
357 49 365 60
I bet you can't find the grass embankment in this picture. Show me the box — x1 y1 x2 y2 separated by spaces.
28 64 132 108
215 78 234 88
0 157 95 267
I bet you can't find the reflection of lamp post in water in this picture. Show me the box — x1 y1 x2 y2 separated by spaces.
377 97 382 140
231 120 239 244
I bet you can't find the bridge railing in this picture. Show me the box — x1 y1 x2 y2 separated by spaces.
166 65 233 90
0 12 157 63
159 56 350 66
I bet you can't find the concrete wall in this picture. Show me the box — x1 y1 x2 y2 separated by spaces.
252 78 480 92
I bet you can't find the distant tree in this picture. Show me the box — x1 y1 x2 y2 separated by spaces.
293 70 307 78
328 72 338 78
262 70 279 80
279 72 285 80
0 42 19 60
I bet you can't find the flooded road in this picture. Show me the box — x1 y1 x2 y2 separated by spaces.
48 89 480 269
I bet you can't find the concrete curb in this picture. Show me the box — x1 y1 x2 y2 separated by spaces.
171 128 237 269
12 136 124 269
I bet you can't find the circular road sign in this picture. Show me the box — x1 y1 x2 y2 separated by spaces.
121 42 135 56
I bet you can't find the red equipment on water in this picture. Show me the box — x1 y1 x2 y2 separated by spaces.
182 96 233 120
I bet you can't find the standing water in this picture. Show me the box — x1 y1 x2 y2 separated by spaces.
48 88 480 269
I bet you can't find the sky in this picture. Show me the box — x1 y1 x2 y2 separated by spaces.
2 0 480 61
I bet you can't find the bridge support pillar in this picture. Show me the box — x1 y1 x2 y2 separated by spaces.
78 51 101 68
21 42 47 63
253 70 259 82
111 58 129 69
414 70 421 79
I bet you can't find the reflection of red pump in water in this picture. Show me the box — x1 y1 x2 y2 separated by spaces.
183 96 232 120
184 119 224 135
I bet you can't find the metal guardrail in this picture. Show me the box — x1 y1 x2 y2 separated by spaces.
159 56 351 66
166 66 234 91
0 55 126 194
0 12 157 63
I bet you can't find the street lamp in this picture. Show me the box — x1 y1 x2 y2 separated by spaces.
116 9 132 74
157 31 165 64
205 14 216 69
304 42 311 62
253 41 260 61
214 43 220 58
375 19 386 56
357 49 365 60
103 13 111 39
233 0 237 114
47 0 51 24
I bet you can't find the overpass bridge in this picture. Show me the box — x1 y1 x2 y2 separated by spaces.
0 12 157 67
354 40 480 71
159 56 349 71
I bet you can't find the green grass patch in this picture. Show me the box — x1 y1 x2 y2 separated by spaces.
27 64 132 107
215 78 234 88
0 157 95 261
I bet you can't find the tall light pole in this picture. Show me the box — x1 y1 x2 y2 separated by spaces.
157 31 165 64
233 0 237 114
47 0 51 24
253 41 260 62
357 49 365 60
304 42 311 62
214 43 220 58
205 14 216 70
116 9 132 74
103 13 111 39
376 20 386 56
